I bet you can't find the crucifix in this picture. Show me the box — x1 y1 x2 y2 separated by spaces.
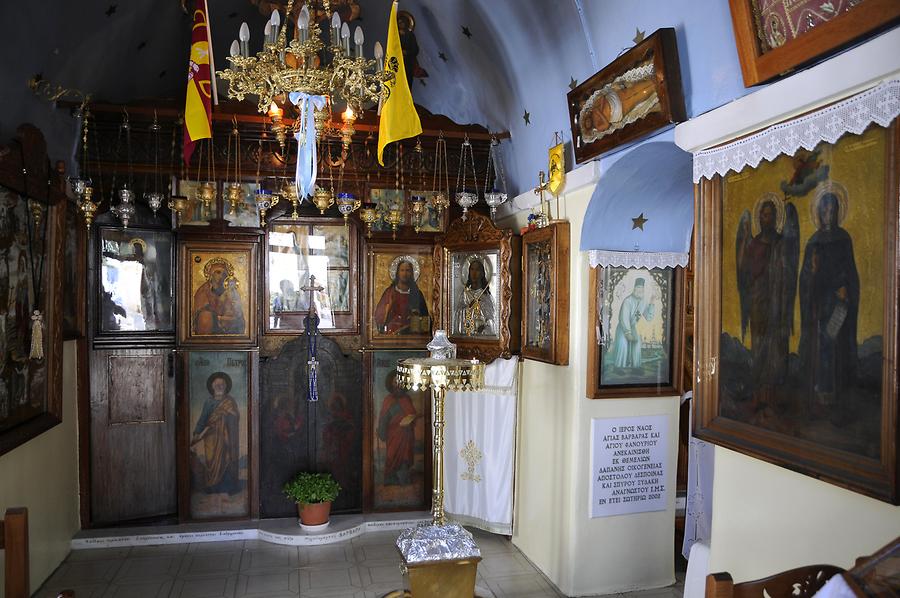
301 275 325 402
532 170 551 228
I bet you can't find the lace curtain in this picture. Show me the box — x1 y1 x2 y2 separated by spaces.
692 79 900 182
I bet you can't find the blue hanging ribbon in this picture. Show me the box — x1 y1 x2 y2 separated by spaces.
304 310 320 402
289 92 327 199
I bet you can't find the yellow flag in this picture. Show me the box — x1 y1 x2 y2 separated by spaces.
378 1 422 166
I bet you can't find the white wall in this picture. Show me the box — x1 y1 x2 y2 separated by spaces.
508 182 680 596
0 341 80 595
708 447 900 582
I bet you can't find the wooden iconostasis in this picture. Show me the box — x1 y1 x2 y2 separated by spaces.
72 101 505 527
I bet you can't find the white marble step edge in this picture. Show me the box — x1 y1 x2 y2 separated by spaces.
71 515 431 550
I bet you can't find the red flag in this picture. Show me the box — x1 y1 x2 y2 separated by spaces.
183 0 213 165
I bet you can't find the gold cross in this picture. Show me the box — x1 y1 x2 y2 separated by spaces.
459 440 483 483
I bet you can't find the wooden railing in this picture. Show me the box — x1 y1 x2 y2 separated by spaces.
0 507 29 598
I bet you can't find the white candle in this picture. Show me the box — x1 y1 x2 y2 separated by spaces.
341 22 350 54
374 41 384 73
354 26 364 58
239 22 250 57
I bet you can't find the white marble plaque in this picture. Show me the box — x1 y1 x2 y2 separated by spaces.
590 415 669 518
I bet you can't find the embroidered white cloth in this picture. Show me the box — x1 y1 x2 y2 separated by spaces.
682 395 715 561
813 574 856 598
589 249 690 269
692 79 900 182
444 358 518 535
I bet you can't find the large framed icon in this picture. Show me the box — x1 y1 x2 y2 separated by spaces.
434 211 521 363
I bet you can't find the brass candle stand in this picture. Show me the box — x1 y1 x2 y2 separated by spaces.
396 357 485 526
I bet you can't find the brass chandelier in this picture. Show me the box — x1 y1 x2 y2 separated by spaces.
219 0 393 117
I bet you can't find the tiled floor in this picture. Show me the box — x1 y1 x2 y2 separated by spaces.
37 529 685 598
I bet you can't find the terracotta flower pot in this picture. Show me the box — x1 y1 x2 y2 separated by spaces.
298 500 332 526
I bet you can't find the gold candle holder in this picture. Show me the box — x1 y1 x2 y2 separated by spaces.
396 357 485 526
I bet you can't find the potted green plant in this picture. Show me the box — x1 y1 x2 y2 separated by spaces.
282 472 341 527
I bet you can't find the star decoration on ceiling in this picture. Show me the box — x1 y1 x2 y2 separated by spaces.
105 4 117 17
633 28 646 44
462 26 472 39
632 212 648 230
158 70 167 78
523 110 531 125
568 76 578 91
438 52 448 62
420 79 427 86
137 40 147 51
227 11 238 18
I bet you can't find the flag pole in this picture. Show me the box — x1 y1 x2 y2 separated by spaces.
203 0 219 105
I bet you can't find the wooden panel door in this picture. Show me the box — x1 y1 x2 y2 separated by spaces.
90 349 176 524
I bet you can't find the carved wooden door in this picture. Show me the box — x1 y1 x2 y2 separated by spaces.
89 349 177 524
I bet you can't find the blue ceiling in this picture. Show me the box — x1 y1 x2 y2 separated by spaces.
0 0 749 195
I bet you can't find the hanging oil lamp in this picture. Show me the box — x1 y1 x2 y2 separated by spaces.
72 105 99 230
225 117 244 216
482 136 508 219
455 135 478 220
360 201 378 237
409 195 426 233
255 189 277 226
430 133 451 218
386 204 403 239
111 110 136 228
144 112 165 216
312 186 333 214
168 194 190 225
335 192 359 224
284 179 303 217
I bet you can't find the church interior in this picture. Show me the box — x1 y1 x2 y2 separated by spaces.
0 1 899 597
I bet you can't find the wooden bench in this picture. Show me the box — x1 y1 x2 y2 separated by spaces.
1 507 29 598
705 535 900 597
705 565 844 597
